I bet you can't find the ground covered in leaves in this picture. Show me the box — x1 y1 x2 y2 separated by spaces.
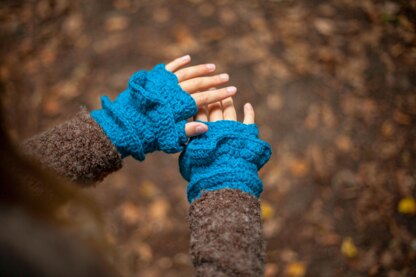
1 0 416 276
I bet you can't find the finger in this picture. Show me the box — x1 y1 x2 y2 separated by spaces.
165 55 191 72
179 73 229 93
221 97 237 121
175 64 216 82
195 105 208 121
192 86 237 106
185 122 208 137
243 103 255 124
208 102 223 122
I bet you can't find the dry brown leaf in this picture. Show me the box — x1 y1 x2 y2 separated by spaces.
290 159 309 177
120 202 141 225
335 135 353 152
314 18 334 35
105 16 129 32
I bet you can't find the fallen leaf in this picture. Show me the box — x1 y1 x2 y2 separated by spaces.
120 202 141 225
263 218 282 238
198 3 215 17
285 261 306 277
149 198 169 220
314 18 334 35
280 249 298 262
265 263 279 277
381 120 395 137
267 94 283 111
290 159 309 177
105 16 129 32
393 110 411 125
113 0 131 10
398 197 416 215
153 8 171 23
138 180 159 199
200 27 227 42
261 201 275 220
219 8 237 26
335 135 353 152
158 257 173 269
135 242 153 262
43 99 61 116
341 237 358 258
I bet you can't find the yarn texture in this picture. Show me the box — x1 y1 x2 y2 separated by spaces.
179 120 272 203
91 64 197 161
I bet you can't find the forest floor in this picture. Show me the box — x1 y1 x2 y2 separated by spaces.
1 0 416 276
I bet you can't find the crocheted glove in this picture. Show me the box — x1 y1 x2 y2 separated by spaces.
179 120 272 203
91 64 197 161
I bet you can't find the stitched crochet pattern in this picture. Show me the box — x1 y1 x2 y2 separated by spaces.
179 120 272 203
91 64 197 161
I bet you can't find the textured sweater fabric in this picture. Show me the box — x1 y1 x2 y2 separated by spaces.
189 189 265 276
20 111 265 276
22 108 122 186
91 64 197 161
179 120 272 203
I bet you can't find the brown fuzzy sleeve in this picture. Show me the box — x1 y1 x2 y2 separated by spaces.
21 108 122 186
188 189 265 277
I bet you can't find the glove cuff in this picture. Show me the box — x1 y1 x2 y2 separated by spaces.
179 120 272 203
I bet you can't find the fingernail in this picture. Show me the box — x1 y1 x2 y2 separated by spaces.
245 103 253 110
181 54 191 62
195 125 206 134
206 64 216 71
220 73 229 81
227 86 237 94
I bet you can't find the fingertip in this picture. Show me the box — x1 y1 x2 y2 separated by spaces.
244 102 253 111
186 122 208 137
227 86 237 95
195 123 208 134
181 54 191 62
206 63 216 71
220 73 229 81
166 55 191 72
243 102 255 124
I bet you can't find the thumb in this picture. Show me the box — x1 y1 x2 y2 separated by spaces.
185 122 208 137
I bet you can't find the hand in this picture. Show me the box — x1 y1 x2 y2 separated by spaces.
165 55 238 137
91 56 240 160
178 97 271 203
194 96 255 125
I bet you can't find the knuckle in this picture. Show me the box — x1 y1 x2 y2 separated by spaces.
221 88 229 96
178 71 186 80
199 94 208 104
193 78 202 87
224 97 233 105
198 65 206 73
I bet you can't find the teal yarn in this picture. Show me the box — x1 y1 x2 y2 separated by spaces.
91 64 197 161
179 120 272 203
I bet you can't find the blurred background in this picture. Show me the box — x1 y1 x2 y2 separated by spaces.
1 0 415 276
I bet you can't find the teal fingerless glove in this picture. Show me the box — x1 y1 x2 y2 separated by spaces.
179 120 272 203
91 64 197 161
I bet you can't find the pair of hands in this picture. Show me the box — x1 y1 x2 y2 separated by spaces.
165 55 255 137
